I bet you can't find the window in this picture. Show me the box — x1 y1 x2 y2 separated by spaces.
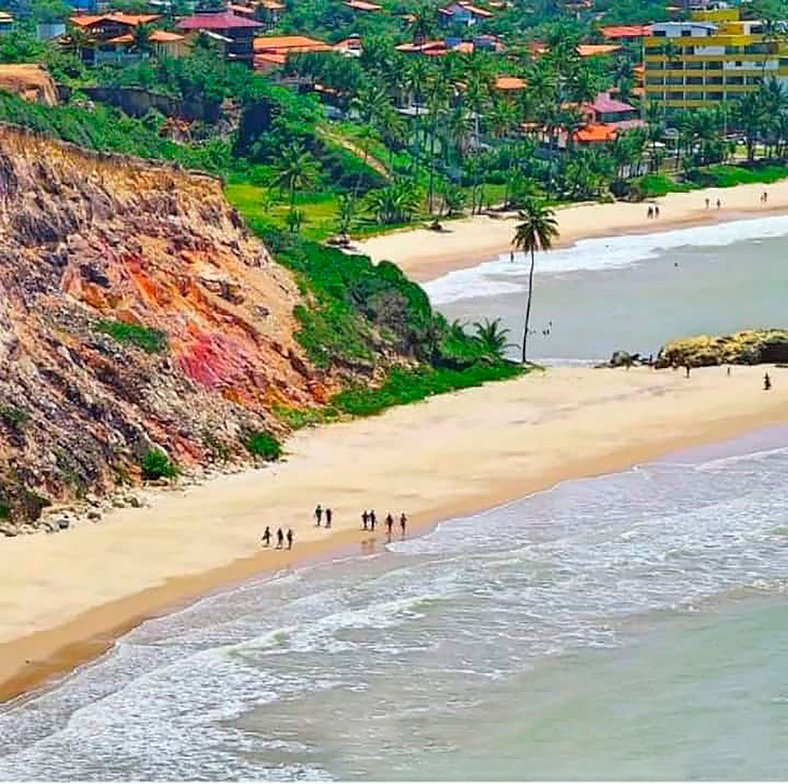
668 91 684 100
681 30 691 37
705 76 723 85
653 30 666 37
726 76 744 85
686 91 704 100
706 60 722 69
705 91 723 101
686 76 703 84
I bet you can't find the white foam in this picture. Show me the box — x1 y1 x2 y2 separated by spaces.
424 213 788 305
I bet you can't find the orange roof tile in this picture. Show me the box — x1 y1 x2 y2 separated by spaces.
255 52 286 65
600 24 652 39
577 43 621 57
573 123 617 143
151 30 185 42
344 0 382 10
495 75 526 90
254 35 331 53
259 0 285 7
229 3 255 14
71 12 160 27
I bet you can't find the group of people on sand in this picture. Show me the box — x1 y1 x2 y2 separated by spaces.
361 509 408 538
646 204 661 219
261 526 293 550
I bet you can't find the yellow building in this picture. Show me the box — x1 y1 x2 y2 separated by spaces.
644 8 788 111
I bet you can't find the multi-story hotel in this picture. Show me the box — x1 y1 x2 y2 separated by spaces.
644 7 788 112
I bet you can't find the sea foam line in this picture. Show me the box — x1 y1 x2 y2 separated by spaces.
424 213 788 305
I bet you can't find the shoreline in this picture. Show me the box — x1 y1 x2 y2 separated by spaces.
354 181 788 282
1 366 787 705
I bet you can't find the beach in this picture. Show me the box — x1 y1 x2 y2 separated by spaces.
355 180 788 281
1 364 787 706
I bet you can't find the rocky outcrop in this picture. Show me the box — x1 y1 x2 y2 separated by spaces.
0 124 332 528
657 329 788 368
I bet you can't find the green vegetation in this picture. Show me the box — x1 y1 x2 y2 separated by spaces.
330 363 526 418
0 406 30 429
242 430 283 461
96 319 168 354
140 449 178 480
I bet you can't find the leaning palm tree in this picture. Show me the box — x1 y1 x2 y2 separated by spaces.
511 199 559 363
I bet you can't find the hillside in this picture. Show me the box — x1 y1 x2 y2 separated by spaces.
0 124 334 527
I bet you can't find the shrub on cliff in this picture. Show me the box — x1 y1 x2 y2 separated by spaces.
242 431 283 461
96 320 168 354
140 449 178 480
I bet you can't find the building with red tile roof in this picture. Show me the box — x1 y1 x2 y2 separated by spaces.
253 34 332 69
572 123 618 144
576 43 621 57
177 11 262 67
494 75 526 91
599 25 652 41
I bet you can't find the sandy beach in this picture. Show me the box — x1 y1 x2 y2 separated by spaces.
1 364 787 704
355 181 788 281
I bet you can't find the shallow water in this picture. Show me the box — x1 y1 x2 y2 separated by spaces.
1 430 787 780
429 217 788 363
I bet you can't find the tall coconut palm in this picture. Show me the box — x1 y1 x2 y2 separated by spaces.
512 199 559 363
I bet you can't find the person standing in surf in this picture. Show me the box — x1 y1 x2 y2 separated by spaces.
314 505 323 527
261 526 272 547
400 513 407 537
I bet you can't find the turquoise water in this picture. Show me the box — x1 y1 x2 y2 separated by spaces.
1 430 787 780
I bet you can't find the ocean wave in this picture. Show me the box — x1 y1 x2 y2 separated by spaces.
424 214 788 304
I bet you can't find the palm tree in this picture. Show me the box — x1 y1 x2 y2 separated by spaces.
336 193 356 239
511 199 559 363
273 143 319 209
473 318 514 360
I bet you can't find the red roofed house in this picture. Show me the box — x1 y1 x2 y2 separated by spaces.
438 1 493 28
176 11 263 67
253 34 332 71
572 123 618 145
585 91 643 130
68 13 162 64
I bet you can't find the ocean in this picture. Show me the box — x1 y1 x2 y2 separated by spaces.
1 428 788 780
428 214 788 364
1 219 787 780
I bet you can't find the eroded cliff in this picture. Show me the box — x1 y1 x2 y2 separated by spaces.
0 125 331 528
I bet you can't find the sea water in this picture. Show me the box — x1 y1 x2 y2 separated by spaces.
428 215 788 363
1 429 788 780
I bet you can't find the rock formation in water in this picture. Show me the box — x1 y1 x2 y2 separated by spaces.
0 124 332 529
657 329 788 368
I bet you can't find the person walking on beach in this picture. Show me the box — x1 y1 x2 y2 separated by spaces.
369 509 377 531
685 364 691 378
655 205 660 219
362 510 369 530
762 191 768 205
385 513 394 537
261 526 272 547
764 372 772 391
314 504 323 527
286 529 293 550
400 513 407 537
716 198 721 210
727 365 732 377
276 528 284 549
705 197 710 210
647 205 654 219
325 507 333 528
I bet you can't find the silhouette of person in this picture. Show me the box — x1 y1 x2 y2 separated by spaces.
314 504 323 526
362 510 369 530
764 372 772 391
727 366 732 376
276 528 284 549
325 508 333 528
286 529 293 550
261 526 272 547
385 513 394 537
647 205 654 219
369 510 377 531
685 365 691 378
716 199 721 210
655 205 660 218
705 197 710 210
400 513 407 537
